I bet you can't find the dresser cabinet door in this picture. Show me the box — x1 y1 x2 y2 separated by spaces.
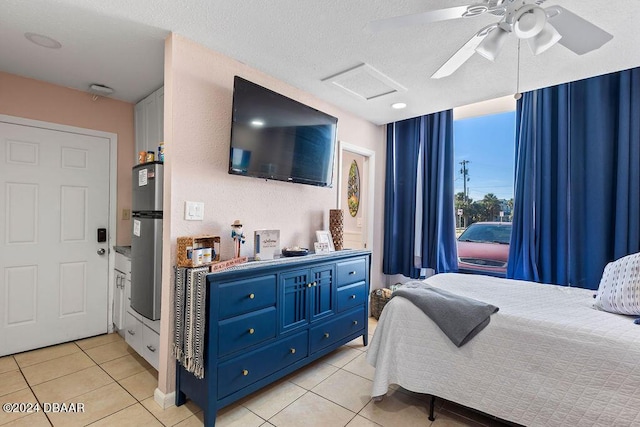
280 270 309 333
309 264 335 322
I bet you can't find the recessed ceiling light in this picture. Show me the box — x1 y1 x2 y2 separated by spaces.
250 119 265 127
391 102 407 110
24 32 62 49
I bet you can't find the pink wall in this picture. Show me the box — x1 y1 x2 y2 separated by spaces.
0 71 135 245
156 34 386 395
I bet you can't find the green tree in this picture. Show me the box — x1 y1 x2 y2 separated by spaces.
481 193 501 221
454 192 472 227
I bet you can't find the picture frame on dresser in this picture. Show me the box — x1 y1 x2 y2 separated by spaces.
315 230 335 251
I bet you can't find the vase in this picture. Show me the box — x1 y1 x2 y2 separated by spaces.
329 209 344 251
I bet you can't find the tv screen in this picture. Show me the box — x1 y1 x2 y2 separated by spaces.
229 76 338 187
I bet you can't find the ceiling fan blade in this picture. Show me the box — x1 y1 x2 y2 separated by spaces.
431 24 497 79
368 5 474 32
545 6 613 55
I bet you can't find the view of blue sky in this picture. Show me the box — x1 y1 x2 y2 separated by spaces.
453 111 516 201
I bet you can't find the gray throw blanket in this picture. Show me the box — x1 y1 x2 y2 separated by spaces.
173 266 209 379
393 281 499 347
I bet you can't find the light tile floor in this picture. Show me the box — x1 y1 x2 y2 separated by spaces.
0 318 509 427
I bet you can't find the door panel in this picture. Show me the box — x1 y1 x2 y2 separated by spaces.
280 270 308 333
310 265 334 322
0 121 110 356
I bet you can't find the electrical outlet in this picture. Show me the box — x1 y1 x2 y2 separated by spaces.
185 201 205 221
122 208 131 220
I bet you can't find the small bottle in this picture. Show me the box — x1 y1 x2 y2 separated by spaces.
146 150 155 162
158 143 165 162
138 151 146 164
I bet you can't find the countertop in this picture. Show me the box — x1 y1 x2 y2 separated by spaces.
114 245 131 258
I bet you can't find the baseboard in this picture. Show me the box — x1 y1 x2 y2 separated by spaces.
154 388 175 409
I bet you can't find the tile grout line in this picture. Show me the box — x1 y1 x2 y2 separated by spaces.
80 344 167 427
11 342 83 370
15 363 54 426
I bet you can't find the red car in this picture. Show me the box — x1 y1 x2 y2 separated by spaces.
457 222 511 276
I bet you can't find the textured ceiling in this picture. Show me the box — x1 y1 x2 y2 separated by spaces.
3 0 639 124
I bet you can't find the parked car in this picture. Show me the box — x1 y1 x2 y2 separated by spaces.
457 222 511 276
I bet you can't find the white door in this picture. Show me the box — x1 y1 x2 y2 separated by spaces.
0 122 110 356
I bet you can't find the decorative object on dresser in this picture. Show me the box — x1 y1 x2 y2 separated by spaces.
281 247 309 257
315 230 335 252
254 229 280 260
231 220 246 258
177 235 221 268
329 209 344 251
175 250 371 427
314 242 330 254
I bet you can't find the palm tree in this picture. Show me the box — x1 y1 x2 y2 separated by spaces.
481 193 501 221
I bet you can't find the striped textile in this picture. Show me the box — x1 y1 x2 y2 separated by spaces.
173 266 209 379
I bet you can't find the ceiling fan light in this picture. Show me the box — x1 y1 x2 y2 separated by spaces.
475 27 509 61
527 23 562 55
513 6 546 39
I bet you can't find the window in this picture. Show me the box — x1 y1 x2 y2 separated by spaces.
453 97 516 276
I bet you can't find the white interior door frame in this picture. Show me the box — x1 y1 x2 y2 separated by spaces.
0 113 118 333
336 140 375 250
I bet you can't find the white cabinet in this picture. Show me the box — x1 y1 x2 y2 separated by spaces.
116 248 160 370
134 86 164 161
125 308 160 370
114 253 131 337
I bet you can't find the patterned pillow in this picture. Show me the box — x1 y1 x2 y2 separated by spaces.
594 252 640 315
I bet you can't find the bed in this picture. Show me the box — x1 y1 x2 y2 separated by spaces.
366 273 640 427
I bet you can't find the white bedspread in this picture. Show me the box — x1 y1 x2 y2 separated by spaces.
367 273 640 427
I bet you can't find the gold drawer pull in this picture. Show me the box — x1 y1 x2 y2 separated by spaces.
307 283 313 288
290 348 296 354
324 333 330 338
353 320 358 325
312 282 317 287
249 293 255 299
248 328 255 334
242 369 249 376
349 271 357 275
350 294 356 299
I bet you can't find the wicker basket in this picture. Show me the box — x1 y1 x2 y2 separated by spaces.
370 288 393 320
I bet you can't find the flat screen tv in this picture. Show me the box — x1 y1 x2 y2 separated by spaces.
228 76 338 187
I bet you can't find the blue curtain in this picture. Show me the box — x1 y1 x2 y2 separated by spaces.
383 111 458 278
508 68 640 289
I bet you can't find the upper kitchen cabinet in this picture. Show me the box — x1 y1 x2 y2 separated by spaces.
135 86 164 161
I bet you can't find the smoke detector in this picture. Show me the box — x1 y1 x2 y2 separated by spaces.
88 84 115 96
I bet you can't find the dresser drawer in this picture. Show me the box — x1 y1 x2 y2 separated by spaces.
218 331 308 398
336 258 366 287
337 282 367 313
218 275 277 319
310 307 365 353
218 307 276 357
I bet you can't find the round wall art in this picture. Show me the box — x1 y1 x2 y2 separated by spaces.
347 160 360 217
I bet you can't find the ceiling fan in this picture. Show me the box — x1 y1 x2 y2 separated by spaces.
368 0 613 79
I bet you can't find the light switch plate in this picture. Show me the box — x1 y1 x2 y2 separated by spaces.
185 201 205 221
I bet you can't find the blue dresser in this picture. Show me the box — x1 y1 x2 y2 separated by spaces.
175 250 371 426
